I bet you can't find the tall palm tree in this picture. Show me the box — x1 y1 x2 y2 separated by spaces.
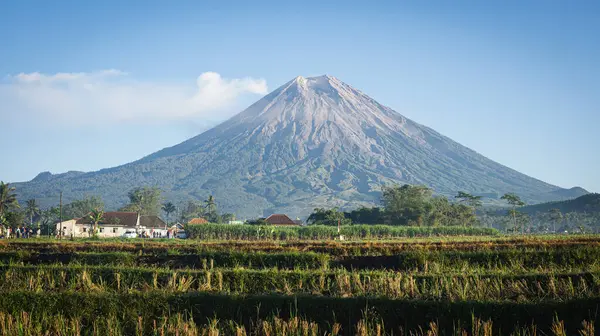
25 199 40 227
204 195 217 222
0 181 19 216
88 208 105 237
162 202 176 225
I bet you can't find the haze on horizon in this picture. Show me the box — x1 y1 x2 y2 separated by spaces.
0 1 599 192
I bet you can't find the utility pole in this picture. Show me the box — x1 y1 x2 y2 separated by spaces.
59 191 62 240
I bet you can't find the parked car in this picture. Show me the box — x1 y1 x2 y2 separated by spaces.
123 230 137 238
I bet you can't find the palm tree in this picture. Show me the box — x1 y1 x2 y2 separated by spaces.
501 193 526 234
162 202 176 224
25 199 40 227
0 181 19 216
88 208 105 237
204 196 217 222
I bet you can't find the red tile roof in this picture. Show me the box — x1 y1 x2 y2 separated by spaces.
265 214 298 226
188 217 209 225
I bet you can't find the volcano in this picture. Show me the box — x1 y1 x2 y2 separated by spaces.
14 75 587 218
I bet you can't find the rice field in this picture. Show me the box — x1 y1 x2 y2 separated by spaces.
0 234 598 335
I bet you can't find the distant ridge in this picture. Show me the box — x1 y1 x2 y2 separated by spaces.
13 75 585 218
519 193 599 215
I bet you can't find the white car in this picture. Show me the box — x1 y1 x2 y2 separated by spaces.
123 230 137 238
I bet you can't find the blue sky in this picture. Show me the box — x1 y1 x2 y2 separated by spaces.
1 0 599 192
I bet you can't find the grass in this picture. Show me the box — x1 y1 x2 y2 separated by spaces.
0 292 597 335
0 311 594 336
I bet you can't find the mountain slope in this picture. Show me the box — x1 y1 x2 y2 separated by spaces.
13 75 586 218
518 193 600 215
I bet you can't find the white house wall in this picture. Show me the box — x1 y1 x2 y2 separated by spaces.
56 221 170 238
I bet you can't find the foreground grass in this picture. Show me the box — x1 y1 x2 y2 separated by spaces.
0 292 597 335
0 311 595 336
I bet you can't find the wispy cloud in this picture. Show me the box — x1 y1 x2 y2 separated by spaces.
0 70 268 125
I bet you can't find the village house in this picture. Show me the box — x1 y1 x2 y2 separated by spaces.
265 214 301 226
56 212 169 238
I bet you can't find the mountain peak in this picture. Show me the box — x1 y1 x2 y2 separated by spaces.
292 74 339 89
15 75 572 218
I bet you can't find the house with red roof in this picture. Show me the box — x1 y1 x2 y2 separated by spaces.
188 217 209 225
264 214 301 226
56 212 168 238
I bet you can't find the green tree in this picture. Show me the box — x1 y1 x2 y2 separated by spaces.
455 191 483 208
307 208 352 226
62 196 104 219
24 199 41 227
162 202 176 224
548 208 563 234
203 195 218 222
121 187 162 216
501 193 526 234
88 208 104 237
180 200 204 222
425 197 451 226
381 184 432 226
40 207 60 236
5 211 25 228
425 196 478 227
0 182 19 217
344 207 384 224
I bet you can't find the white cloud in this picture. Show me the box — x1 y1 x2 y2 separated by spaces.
0 70 268 125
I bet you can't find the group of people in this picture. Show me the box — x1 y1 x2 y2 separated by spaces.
149 229 177 238
1 226 40 239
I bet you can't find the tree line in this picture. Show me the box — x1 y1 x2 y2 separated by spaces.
0 182 234 234
307 184 484 227
306 184 599 233
2 180 598 233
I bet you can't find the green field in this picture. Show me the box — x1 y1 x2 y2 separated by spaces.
0 233 599 335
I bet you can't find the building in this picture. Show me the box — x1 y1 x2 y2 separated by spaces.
56 212 168 238
188 217 209 225
264 214 300 226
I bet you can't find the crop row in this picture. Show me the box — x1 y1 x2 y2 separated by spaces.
184 224 499 240
2 247 599 271
1 265 599 302
0 251 329 270
0 311 595 336
2 235 599 255
0 292 597 335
